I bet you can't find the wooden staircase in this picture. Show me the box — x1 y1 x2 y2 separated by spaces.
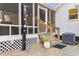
38 19 60 47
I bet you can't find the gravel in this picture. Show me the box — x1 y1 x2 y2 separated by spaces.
0 44 64 56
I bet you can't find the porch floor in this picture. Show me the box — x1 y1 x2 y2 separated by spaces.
0 43 63 56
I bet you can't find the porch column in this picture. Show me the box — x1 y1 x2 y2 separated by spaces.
19 3 21 35
33 3 35 34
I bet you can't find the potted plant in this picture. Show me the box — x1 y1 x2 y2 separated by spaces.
42 34 51 48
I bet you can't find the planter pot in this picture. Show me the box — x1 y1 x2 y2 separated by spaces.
44 41 50 48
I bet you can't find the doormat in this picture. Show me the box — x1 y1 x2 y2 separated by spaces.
53 44 66 49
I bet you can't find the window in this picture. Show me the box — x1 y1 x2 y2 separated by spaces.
2 11 18 25
35 3 38 26
11 27 19 35
39 9 45 22
0 26 9 35
69 9 78 20
28 28 33 34
0 3 18 25
22 3 38 34
23 3 33 26
0 3 19 35
47 10 55 32
35 28 37 33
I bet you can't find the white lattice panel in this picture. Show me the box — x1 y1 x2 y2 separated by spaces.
0 34 39 52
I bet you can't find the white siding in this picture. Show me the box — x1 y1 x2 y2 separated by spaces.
56 3 79 36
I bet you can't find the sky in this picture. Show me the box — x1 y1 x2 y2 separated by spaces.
47 3 58 8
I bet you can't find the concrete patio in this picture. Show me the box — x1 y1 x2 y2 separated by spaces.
55 40 79 56
63 44 79 56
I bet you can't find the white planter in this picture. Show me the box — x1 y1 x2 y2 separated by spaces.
44 41 50 48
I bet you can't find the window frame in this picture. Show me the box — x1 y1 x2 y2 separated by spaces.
69 8 78 20
0 3 19 36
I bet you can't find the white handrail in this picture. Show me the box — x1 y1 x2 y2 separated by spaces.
26 26 38 28
0 24 20 27
0 24 38 35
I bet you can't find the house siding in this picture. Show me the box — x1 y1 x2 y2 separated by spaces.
56 3 79 36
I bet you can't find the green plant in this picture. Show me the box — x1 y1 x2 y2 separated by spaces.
42 35 50 42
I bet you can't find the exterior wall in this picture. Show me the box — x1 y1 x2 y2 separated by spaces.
0 3 55 52
56 3 79 36
0 3 39 52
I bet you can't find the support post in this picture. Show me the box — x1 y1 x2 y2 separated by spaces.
50 28 53 47
22 28 26 50
21 4 27 50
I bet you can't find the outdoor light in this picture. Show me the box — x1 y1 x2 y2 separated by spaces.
22 4 29 50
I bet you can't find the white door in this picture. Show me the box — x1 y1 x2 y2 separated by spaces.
38 5 48 33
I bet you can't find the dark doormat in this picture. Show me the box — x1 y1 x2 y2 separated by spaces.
53 44 66 49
